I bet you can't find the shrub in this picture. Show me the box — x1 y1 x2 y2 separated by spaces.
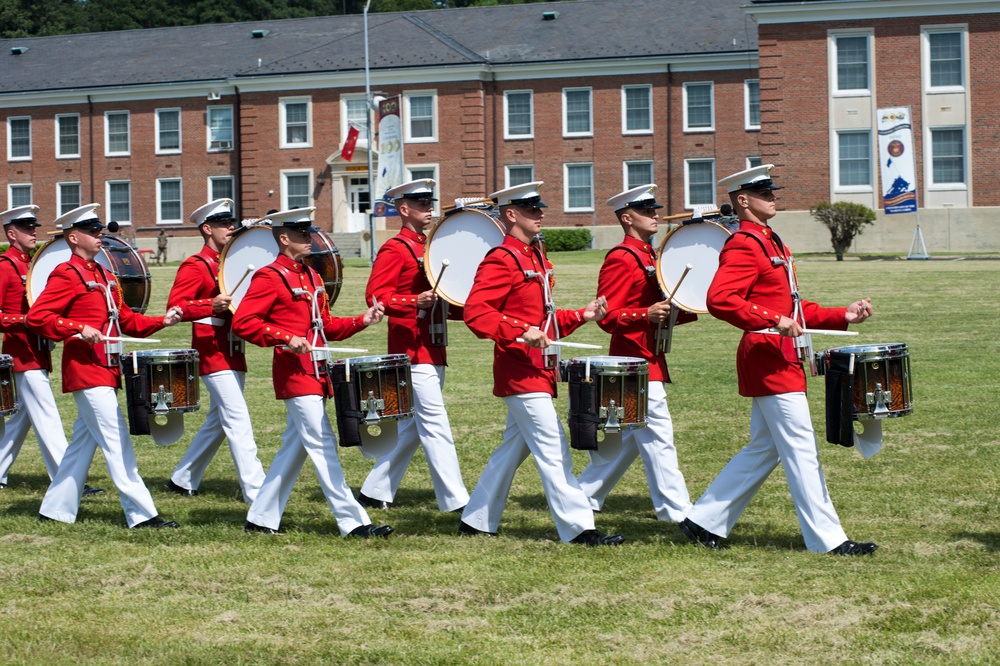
540 228 591 252
809 201 877 260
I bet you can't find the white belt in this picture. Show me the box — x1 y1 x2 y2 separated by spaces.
194 317 226 327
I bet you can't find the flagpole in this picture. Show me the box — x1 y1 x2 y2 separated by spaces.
364 0 376 264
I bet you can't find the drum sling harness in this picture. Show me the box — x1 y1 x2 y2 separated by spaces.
386 235 449 347
265 263 330 380
191 254 244 355
0 255 54 353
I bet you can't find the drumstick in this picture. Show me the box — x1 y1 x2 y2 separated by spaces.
75 335 161 343
665 263 693 303
229 264 256 294
418 259 450 320
752 328 859 337
278 345 369 353
515 338 602 350
656 263 693 354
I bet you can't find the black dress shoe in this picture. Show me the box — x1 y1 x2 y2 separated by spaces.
82 484 105 496
457 521 497 537
133 516 180 529
348 524 394 539
166 479 198 496
570 529 625 547
357 492 390 510
0 482 7 489
829 540 878 556
450 505 467 514
245 521 279 534
679 518 724 549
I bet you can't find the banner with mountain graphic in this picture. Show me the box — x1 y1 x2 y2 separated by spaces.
877 107 918 214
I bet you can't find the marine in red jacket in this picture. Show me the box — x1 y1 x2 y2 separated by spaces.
680 165 877 555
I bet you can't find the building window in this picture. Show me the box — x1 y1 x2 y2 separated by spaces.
835 34 870 93
107 181 132 225
208 106 234 151
105 111 130 156
506 165 534 187
745 80 761 130
157 179 183 224
343 95 369 144
404 91 436 142
280 98 311 148
622 85 652 134
564 163 594 212
685 159 715 208
58 182 81 215
930 128 966 186
156 108 181 154
624 161 654 190
563 88 593 137
927 30 964 89
56 114 80 158
504 90 533 139
8 184 31 207
747 156 762 169
837 131 872 189
7 117 30 160
683 82 714 132
209 176 235 203
282 171 312 209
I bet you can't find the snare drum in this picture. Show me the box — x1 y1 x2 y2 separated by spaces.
122 349 201 414
655 221 731 313
424 208 506 306
0 354 17 417
330 354 412 424
566 356 648 450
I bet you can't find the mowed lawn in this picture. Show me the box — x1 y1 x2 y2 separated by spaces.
1 250 998 665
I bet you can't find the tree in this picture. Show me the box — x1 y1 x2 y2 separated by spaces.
809 201 877 261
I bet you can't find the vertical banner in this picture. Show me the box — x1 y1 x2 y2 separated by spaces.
340 125 360 162
373 96 404 218
877 106 918 214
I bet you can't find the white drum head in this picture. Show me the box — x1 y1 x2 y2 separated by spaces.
219 226 279 312
656 222 731 314
26 237 71 305
424 209 506 306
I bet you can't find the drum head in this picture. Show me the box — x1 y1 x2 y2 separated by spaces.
656 222 731 314
219 226 279 312
424 209 506 306
26 237 71 305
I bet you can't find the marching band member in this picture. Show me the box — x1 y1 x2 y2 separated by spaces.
459 182 623 546
0 205 104 495
27 204 182 528
680 165 877 555
164 199 266 502
576 185 695 522
233 208 392 538
357 179 470 512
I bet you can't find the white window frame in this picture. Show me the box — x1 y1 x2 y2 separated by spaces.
830 30 874 96
503 90 534 140
7 183 32 207
105 180 132 226
57 181 82 215
279 97 313 149
156 178 184 225
208 176 236 204
922 25 967 93
747 156 762 169
341 93 370 145
621 84 653 135
155 108 182 155
562 87 593 138
281 169 314 210
927 125 968 191
505 165 535 188
563 162 595 213
56 114 81 159
403 90 438 143
682 82 714 133
744 79 761 130
623 160 654 190
7 116 31 161
684 158 716 209
404 164 440 215
104 111 130 157
834 130 874 193
207 105 234 152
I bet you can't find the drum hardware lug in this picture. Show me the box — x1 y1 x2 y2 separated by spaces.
867 382 891 420
362 391 384 424
600 400 624 433
152 384 174 415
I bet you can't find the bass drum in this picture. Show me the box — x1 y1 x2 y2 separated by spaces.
655 221 731 314
304 230 344 307
27 234 151 313
423 208 506 306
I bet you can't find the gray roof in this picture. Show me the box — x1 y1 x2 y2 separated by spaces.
1 0 757 94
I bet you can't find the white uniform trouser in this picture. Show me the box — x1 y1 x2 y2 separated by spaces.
577 381 692 522
39 387 158 527
169 370 265 502
246 395 370 535
685 392 848 553
461 393 595 542
0 369 68 485
360 364 469 511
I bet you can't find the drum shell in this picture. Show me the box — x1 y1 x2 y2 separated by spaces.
329 354 413 420
304 230 344 306
121 349 200 413
567 356 649 428
822 343 912 419
99 235 152 314
0 354 17 417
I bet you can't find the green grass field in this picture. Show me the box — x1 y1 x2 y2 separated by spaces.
1 251 998 664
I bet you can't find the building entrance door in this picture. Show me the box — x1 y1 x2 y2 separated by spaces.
348 177 370 232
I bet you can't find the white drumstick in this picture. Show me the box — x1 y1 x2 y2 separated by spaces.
752 328 859 337
419 259 451 320
666 263 694 303
230 264 256 294
515 338 602 350
279 345 368 353
75 335 161 343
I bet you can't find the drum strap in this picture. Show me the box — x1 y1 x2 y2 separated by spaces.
0 255 26 286
191 254 219 288
387 235 424 271
607 246 657 282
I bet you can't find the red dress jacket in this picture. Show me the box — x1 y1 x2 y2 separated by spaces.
464 235 586 397
0 246 52 372
25 254 165 393
365 227 463 366
232 254 366 400
167 245 247 376
706 220 847 397
597 235 697 383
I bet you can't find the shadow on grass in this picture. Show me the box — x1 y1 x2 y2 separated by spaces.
957 531 1000 551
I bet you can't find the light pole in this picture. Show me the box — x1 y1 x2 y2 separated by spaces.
364 0 377 263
